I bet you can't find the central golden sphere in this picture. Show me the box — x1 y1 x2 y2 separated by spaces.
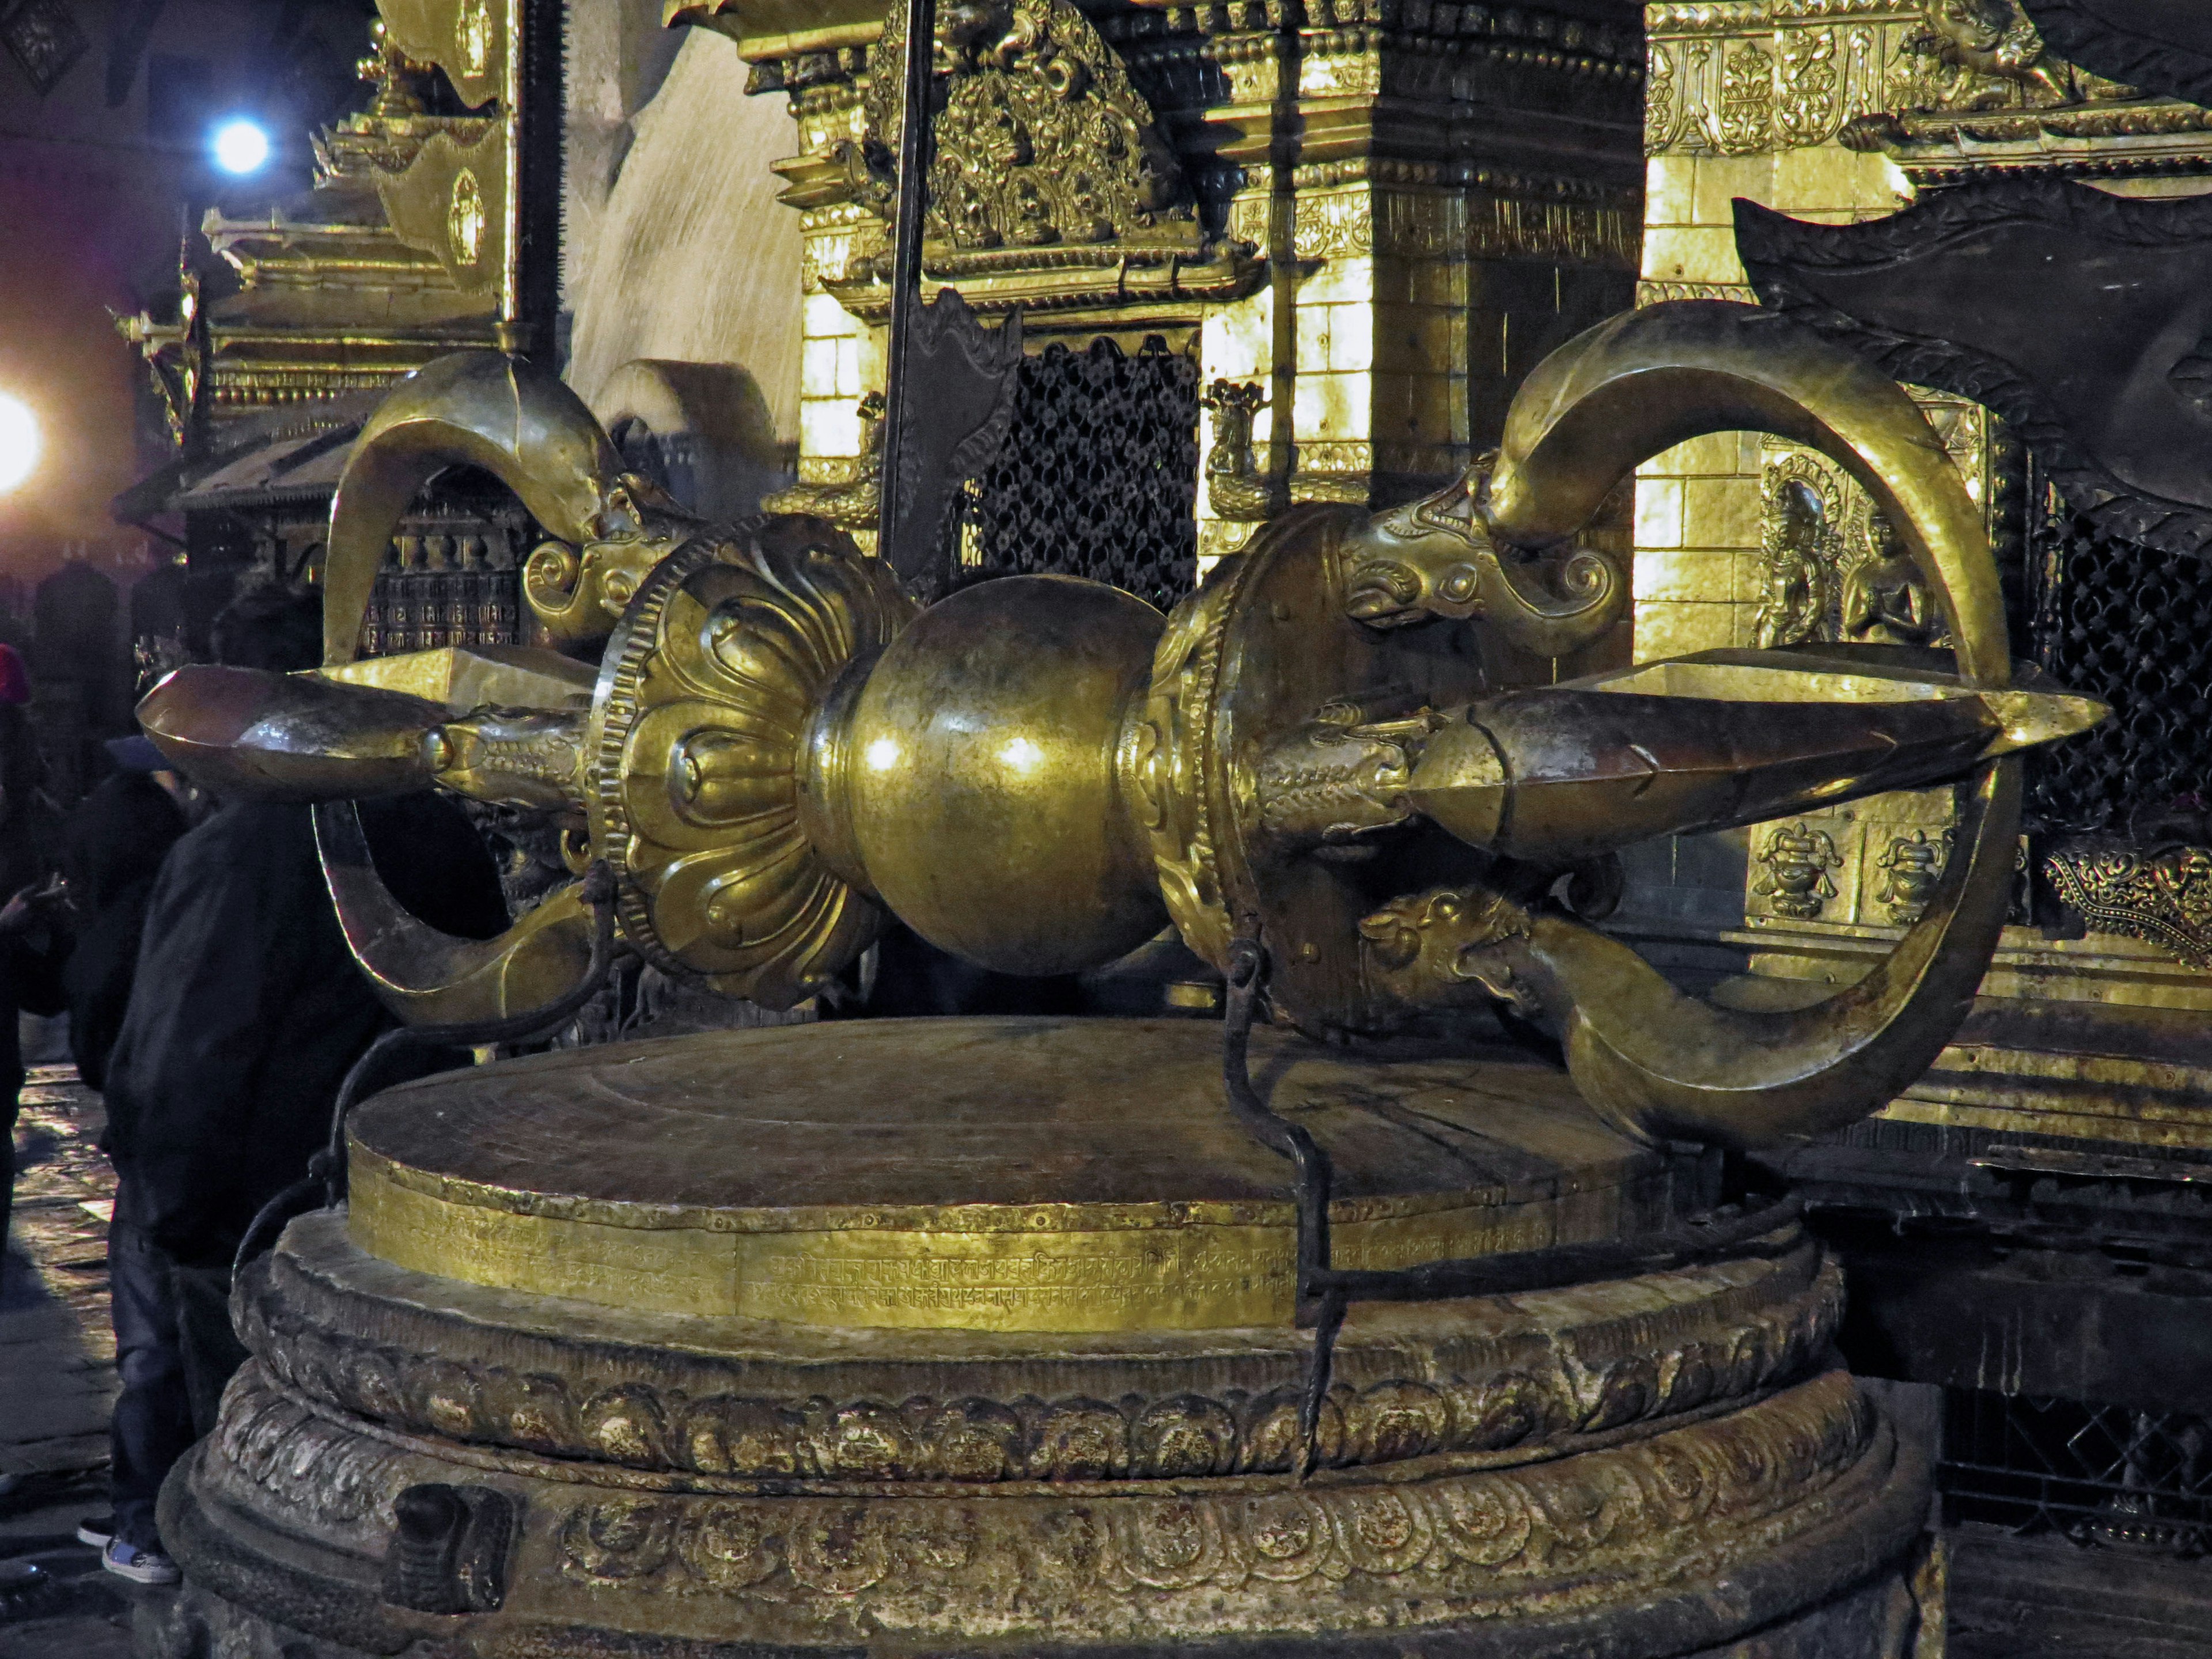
812 574 1168 975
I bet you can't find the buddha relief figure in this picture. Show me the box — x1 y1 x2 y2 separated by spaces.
1911 0 2076 107
1844 507 1950 647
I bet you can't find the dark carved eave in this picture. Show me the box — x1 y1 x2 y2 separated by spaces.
1736 183 2212 562
2020 0 2212 110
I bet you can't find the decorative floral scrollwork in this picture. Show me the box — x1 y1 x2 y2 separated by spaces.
1358 885 1537 1015
560 1498 677 1581
1334 463 1626 658
1875 829 1953 924
590 514 917 1006
866 0 1195 257
522 1370 1884 1612
1752 822 1843 921
2044 839 2212 968
232 1241 1846 1484
519 474 696 647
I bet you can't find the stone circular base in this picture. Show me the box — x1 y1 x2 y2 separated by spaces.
168 1018 1931 1658
151 1557 1928 1659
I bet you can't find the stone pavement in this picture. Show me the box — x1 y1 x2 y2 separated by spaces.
3 1063 120 1480
1 1059 137 1656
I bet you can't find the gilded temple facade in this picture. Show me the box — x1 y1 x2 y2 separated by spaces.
693 0 1645 604
95 0 2212 1649
112 0 556 664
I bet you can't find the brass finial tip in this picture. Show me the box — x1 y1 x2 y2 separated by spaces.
1980 688 2110 757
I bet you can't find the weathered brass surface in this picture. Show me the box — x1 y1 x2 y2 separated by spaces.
1266 649 2099 868
173 1357 1924 1654
345 1018 1668 1331
144 302 2103 1145
827 577 1168 974
137 669 448 803
319 643 597 710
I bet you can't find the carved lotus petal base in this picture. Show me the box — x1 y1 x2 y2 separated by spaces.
165 1267 1927 1659
164 1019 1931 1656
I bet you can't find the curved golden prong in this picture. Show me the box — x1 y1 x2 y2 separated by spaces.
1464 301 2030 1144
1509 760 2018 1150
308 353 691 1028
323 352 629 666
1485 300 2005 687
1336 467 1628 658
315 802 600 1026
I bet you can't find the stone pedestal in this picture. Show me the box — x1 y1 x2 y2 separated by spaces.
161 1019 1934 1658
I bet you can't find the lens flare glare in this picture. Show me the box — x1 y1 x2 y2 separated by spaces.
0 395 37 494
211 118 271 175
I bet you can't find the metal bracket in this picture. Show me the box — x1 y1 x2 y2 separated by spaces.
1218 922 1807 1481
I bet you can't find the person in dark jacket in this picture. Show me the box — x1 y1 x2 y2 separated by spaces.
0 879 66 1270
86 585 507 1584
59 737 198 1092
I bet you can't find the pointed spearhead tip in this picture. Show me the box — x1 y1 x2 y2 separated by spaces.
1982 688 2109 757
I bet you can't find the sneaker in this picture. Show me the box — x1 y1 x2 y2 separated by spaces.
101 1539 180 1586
75 1514 115 1549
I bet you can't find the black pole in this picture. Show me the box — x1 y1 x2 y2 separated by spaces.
875 0 938 579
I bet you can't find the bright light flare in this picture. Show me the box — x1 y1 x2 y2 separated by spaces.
0 395 37 494
211 118 271 175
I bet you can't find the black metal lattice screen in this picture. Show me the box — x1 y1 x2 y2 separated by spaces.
1941 1389 2212 1552
2028 497 2212 831
949 336 1200 612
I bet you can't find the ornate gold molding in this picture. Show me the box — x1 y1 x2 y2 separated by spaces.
588 518 915 1007
238 1218 1843 1482
1643 0 2164 168
2045 841 2212 970
1287 171 1638 268
779 0 1268 320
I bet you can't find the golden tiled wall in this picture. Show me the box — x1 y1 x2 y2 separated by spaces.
1634 0 1922 664
722 2 1645 567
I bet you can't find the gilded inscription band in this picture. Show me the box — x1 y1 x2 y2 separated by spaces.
347 1144 1634 1332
